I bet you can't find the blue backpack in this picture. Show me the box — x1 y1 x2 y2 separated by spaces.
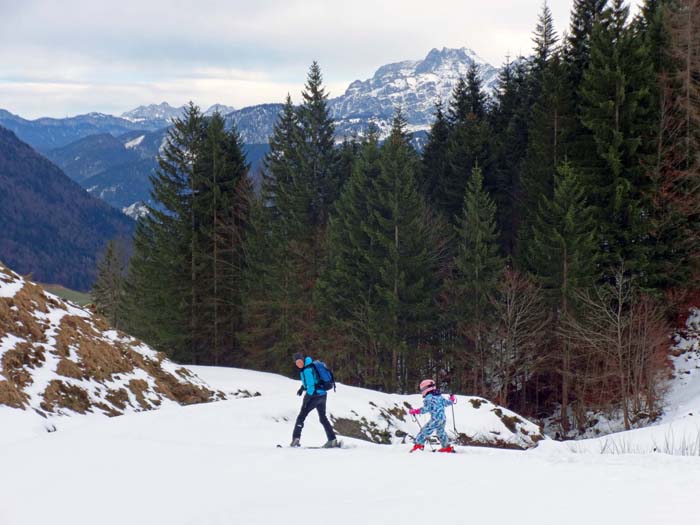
306 360 336 392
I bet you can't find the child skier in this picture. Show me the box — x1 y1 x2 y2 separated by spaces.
408 379 456 453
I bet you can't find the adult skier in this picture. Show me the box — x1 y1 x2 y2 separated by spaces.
290 353 339 448
409 379 456 453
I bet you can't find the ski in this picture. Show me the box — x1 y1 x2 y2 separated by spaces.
276 441 344 449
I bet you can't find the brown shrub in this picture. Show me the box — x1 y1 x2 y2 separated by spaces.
56 359 84 379
57 316 134 381
105 388 129 411
41 380 91 414
93 401 122 417
128 379 151 410
0 379 28 408
2 343 44 389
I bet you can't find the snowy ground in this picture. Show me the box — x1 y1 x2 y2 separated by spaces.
1 366 699 525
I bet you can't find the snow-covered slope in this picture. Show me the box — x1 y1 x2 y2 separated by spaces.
0 264 220 443
188 365 544 449
0 364 698 525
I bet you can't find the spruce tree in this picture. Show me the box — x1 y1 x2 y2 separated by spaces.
526 162 599 431
242 94 312 371
566 0 607 87
443 66 491 222
315 131 383 384
579 0 655 280
420 101 450 209
532 2 560 78
297 61 340 227
446 166 504 393
123 103 204 361
91 239 127 329
489 57 531 256
527 162 600 302
364 112 441 391
521 50 574 261
193 113 252 365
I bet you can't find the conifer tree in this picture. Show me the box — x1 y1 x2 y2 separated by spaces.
193 113 252 365
579 0 655 279
527 162 600 301
297 61 340 227
446 166 504 392
443 65 491 222
533 2 560 78
566 0 607 86
420 101 450 208
489 57 531 255
261 95 300 218
643 0 700 292
363 112 441 391
91 239 127 329
521 51 574 258
123 103 204 361
242 95 311 371
526 162 599 431
315 131 383 383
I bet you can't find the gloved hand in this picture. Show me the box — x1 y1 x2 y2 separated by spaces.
449 394 456 404
297 386 304 396
409 408 421 416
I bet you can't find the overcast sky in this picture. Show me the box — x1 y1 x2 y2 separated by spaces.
0 0 642 119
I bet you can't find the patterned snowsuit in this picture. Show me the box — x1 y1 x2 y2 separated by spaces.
414 392 454 447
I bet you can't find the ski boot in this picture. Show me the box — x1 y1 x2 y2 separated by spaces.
437 445 455 453
290 438 301 448
322 439 341 448
410 443 425 453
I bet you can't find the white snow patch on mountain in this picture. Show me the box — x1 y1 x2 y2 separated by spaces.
124 134 145 149
122 201 149 219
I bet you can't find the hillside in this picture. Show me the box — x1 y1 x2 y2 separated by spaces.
44 133 139 183
0 126 134 290
0 263 220 443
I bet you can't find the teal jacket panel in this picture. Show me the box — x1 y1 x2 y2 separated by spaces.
300 356 325 396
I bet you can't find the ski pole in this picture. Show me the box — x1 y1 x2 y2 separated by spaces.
411 413 435 451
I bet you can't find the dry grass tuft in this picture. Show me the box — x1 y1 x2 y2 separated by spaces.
41 380 91 414
128 379 150 410
56 316 134 381
56 358 84 380
2 343 44 389
0 379 28 408
105 388 129 411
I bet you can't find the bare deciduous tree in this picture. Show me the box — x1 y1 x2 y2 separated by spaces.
489 269 550 407
562 271 669 430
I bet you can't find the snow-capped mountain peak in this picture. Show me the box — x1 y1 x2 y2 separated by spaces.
121 102 186 124
329 46 501 137
204 104 236 117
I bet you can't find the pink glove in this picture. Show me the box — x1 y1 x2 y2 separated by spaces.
449 394 456 404
409 408 421 415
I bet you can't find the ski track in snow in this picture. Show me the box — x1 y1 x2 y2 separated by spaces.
0 366 699 525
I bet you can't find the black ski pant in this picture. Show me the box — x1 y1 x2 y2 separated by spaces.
293 394 336 441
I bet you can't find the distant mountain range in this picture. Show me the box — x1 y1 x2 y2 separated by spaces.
0 126 134 290
0 46 501 216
